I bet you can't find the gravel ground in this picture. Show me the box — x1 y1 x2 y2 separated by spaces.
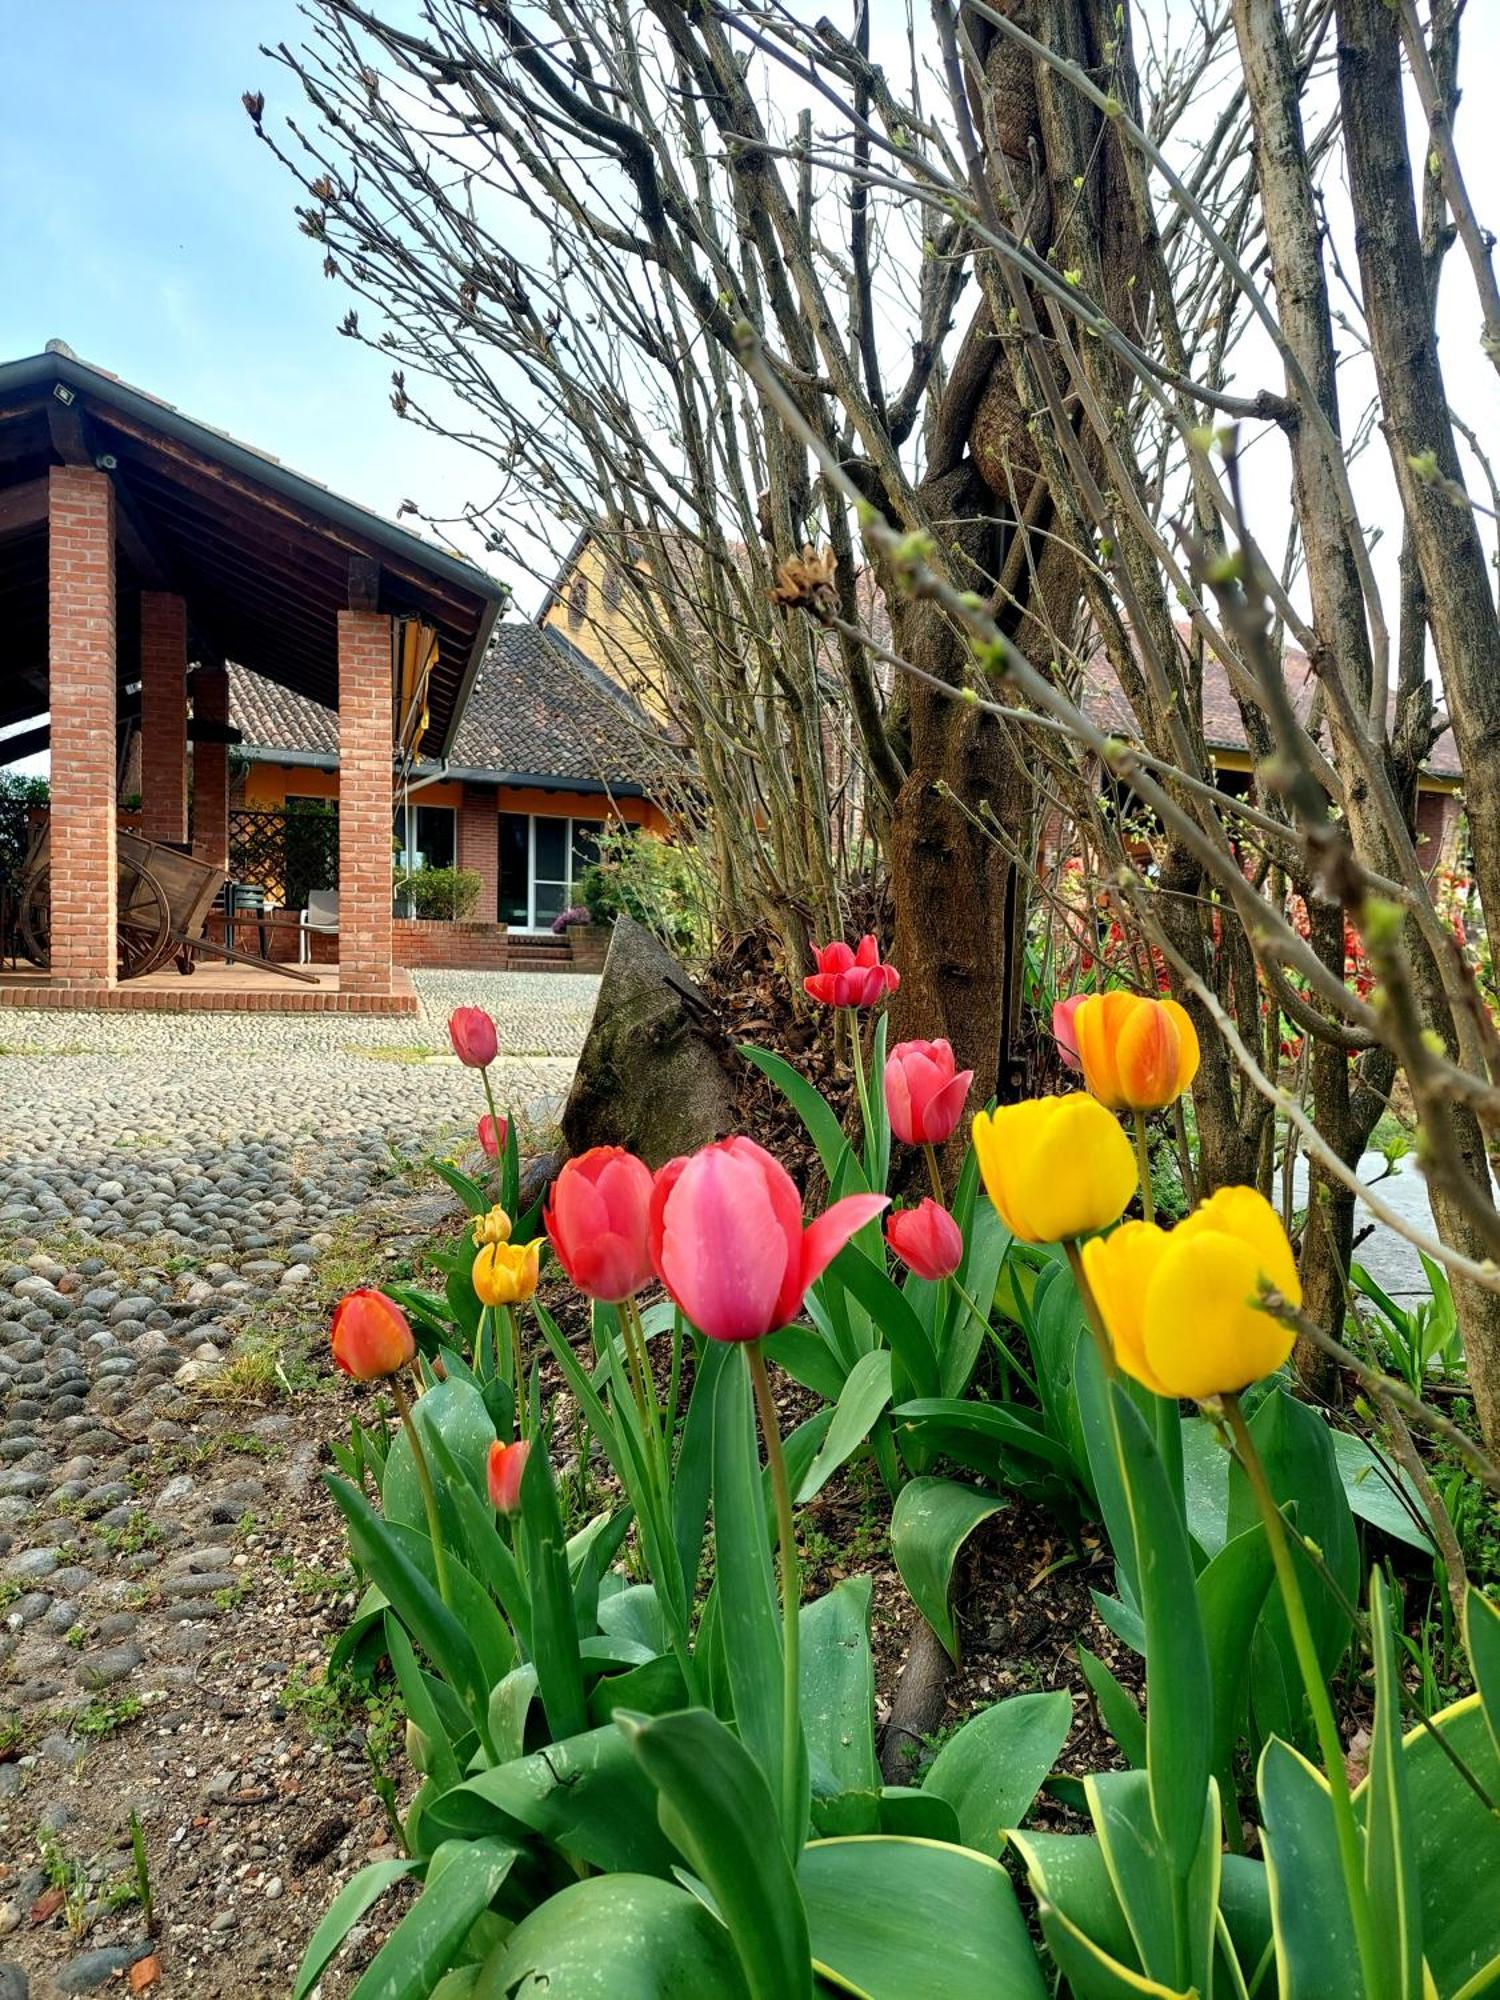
0 971 596 1997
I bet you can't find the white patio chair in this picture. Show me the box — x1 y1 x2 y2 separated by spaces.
298 888 339 964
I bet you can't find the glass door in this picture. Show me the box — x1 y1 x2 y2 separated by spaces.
497 811 609 930
532 816 571 930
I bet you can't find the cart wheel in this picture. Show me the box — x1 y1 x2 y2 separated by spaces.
18 869 49 970
117 860 172 980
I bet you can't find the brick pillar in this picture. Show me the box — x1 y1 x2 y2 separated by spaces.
191 666 230 871
139 591 188 843
339 609 395 993
459 782 500 922
48 466 117 984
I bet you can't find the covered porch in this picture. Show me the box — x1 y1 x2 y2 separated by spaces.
0 344 503 1012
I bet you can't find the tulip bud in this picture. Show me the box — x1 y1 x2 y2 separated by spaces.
330 1288 416 1382
405 1718 431 1774
487 1438 530 1515
885 1199 964 1281
883 1040 974 1147
478 1112 508 1158
1073 992 1199 1113
449 1006 498 1068
473 1205 513 1248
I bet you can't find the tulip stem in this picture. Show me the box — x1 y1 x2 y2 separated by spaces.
479 1066 505 1204
1133 1112 1155 1225
749 1339 802 1851
620 1296 665 1482
1222 1393 1382 1999
1063 1241 1118 1381
846 1006 873 1156
505 1306 528 1435
922 1142 946 1207
390 1370 452 1611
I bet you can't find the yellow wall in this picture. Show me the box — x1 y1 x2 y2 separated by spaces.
541 538 673 721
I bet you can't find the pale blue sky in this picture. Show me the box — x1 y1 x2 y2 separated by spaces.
0 0 491 591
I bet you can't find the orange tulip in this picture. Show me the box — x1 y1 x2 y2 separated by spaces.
1073 992 1199 1113
487 1438 530 1514
330 1288 415 1382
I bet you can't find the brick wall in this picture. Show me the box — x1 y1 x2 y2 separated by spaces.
459 782 500 922
394 919 511 968
139 592 188 844
191 666 230 870
48 466 117 983
338 609 395 995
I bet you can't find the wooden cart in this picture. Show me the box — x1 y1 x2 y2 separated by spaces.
17 825 318 984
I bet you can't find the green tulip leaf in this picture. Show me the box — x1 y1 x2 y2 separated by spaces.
424 1721 680 1876
1108 1385 1213 1878
381 1376 493 1540
1463 1585 1500 1763
1007 1829 1137 1974
763 1323 849 1403
517 1428 589 1743
291 1856 419 2000
875 1785 961 1842
1076 1647 1145 1768
621 1707 813 2000
1086 1769 1219 1995
348 1838 519 2000
889 1475 1004 1662
797 1350 893 1502
1364 1570 1424 2000
1195 1517 1275 1800
1260 1737 1363 1999
1357 1694 1500 1998
891 1397 1079 1476
921 1691 1072 1853
670 1333 726 1601
797 1836 1047 1999
829 1244 940 1398
799 1576 878 1800
480 1872 749 1998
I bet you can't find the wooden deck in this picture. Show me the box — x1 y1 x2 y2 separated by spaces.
0 960 421 1014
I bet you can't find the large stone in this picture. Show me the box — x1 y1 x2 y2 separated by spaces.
561 917 738 1169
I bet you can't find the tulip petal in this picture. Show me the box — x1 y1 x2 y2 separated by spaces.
658 1145 790 1342
1080 1223 1173 1395
798 1193 890 1302
1160 999 1201 1095
1142 1228 1295 1399
923 1067 974 1146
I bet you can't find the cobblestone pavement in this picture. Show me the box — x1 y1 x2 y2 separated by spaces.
0 971 596 1996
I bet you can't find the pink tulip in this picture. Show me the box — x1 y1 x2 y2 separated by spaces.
546 1146 656 1302
449 1006 498 1068
884 1039 974 1146
648 1136 887 1343
478 1112 508 1158
803 935 901 1009
1052 995 1087 1073
487 1438 530 1515
885 1200 964 1282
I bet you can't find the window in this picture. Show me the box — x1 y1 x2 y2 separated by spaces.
602 560 623 611
567 572 589 630
394 801 460 914
498 810 610 930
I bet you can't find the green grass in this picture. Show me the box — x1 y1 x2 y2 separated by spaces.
71 1692 143 1740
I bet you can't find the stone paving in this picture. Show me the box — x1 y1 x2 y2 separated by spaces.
0 972 596 1996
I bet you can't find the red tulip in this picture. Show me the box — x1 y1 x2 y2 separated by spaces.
449 1006 498 1068
478 1112 508 1158
884 1039 974 1146
803 935 901 1009
1052 995 1087 1073
331 1288 415 1382
487 1438 530 1515
885 1200 964 1282
545 1146 655 1302
648 1136 887 1343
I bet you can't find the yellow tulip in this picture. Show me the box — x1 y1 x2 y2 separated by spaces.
971 1094 1137 1244
473 1204 513 1248
1080 1186 1299 1399
1074 991 1200 1112
473 1238 540 1307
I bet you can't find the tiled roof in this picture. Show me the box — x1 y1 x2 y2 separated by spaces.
230 623 668 790
1077 641 1461 778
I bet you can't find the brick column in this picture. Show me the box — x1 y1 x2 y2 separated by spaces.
190 666 230 871
48 466 117 984
338 609 395 994
138 591 188 844
459 782 500 923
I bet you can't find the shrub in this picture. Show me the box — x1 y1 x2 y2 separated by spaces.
398 865 482 920
577 825 708 959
